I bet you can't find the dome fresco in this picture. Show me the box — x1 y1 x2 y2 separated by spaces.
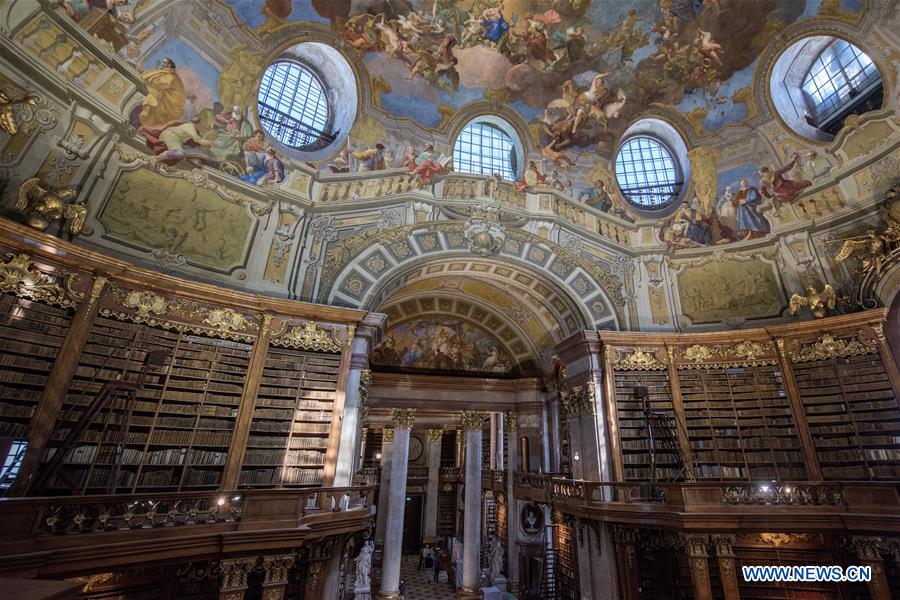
4 0 898 339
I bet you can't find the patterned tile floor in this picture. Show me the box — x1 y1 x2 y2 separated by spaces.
398 554 456 599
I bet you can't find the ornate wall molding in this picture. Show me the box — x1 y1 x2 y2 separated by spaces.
673 340 778 368
789 332 878 362
0 253 79 309
611 347 667 371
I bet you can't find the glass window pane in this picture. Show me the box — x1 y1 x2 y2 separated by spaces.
614 136 680 208
257 61 330 150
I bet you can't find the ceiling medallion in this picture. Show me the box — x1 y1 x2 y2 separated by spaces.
274 321 342 353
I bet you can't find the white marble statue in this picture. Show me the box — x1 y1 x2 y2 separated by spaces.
354 541 374 588
490 535 502 580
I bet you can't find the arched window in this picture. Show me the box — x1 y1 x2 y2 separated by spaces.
453 120 519 181
614 136 682 209
257 60 333 151
801 39 882 133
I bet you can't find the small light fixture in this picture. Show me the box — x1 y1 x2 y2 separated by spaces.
759 485 770 492
572 452 581 462
375 452 382 460
216 497 226 506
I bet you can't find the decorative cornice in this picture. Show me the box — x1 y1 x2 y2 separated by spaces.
272 321 342 353
0 253 78 309
611 347 667 371
460 410 487 431
789 332 878 363
390 408 416 430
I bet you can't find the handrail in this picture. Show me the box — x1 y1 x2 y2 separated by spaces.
0 485 376 538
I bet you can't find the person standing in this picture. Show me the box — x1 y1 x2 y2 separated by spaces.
418 545 427 571
424 545 435 583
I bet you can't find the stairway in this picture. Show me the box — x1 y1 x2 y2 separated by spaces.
540 547 559 599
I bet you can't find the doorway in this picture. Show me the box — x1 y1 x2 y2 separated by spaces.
402 494 423 554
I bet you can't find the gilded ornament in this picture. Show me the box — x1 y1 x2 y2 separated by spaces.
0 89 38 135
682 344 714 362
390 408 416 429
383 428 395 442
426 428 444 443
358 369 371 405
504 410 519 433
0 253 77 308
790 333 877 363
831 227 899 277
204 308 251 334
789 284 836 319
274 321 342 353
16 178 86 236
612 347 666 371
733 340 769 361
122 290 169 319
460 410 487 431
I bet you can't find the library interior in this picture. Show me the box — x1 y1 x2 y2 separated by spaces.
0 0 899 599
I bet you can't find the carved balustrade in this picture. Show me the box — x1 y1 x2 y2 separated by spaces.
439 467 460 483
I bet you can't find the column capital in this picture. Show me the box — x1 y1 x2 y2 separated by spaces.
262 553 295 586
612 524 639 546
460 410 487 431
426 428 444 443
712 535 735 558
390 408 416 429
848 536 887 561
219 557 257 592
504 410 519 432
681 534 710 558
383 427 395 442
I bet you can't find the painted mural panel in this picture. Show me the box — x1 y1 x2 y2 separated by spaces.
676 258 784 322
371 318 514 375
99 169 253 270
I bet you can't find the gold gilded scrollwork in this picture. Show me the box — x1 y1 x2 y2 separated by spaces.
504 410 519 432
612 347 666 371
204 308 251 333
0 253 78 308
789 333 878 363
123 290 169 319
683 344 713 362
675 340 776 368
273 321 342 353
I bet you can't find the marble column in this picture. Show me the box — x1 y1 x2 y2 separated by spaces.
377 409 416 600
683 535 713 600
261 554 295 600
423 428 442 543
504 411 520 594
374 429 394 543
334 333 373 486
458 411 486 599
713 536 739 600
218 557 256 600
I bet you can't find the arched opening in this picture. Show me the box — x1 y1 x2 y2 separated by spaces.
452 116 524 181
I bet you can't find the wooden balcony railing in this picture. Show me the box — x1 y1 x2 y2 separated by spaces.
511 473 900 533
407 466 430 480
0 486 376 576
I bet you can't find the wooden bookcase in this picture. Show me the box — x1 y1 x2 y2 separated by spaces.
678 365 805 481
440 429 456 467
612 368 684 482
46 317 249 494
792 352 899 480
239 346 340 488
0 295 74 440
0 222 371 498
598 314 899 486
437 487 456 537
554 517 580 600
